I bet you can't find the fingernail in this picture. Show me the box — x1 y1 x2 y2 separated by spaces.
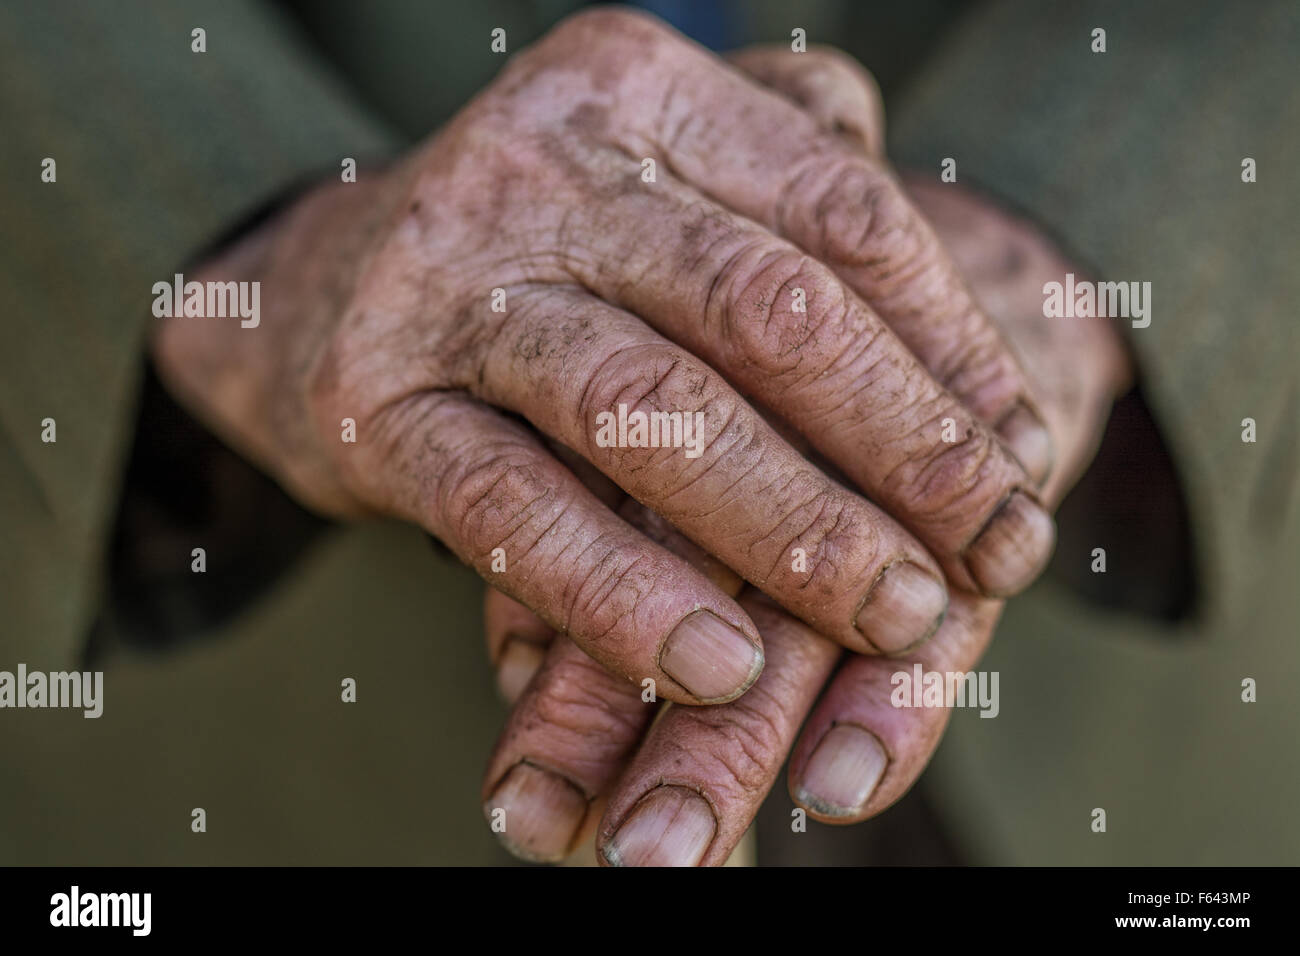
794 724 889 817
601 786 717 867
963 490 1056 597
996 402 1055 487
854 561 948 654
484 763 588 863
496 639 546 703
660 610 763 702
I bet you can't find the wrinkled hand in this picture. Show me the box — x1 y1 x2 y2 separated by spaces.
155 10 1057 714
481 171 1131 865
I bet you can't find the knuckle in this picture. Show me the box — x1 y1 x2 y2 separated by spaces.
504 9 683 137
530 654 645 749
886 419 1005 522
718 245 852 377
441 444 558 552
544 6 674 54
561 543 664 650
665 395 765 500
937 320 1026 420
749 479 863 590
579 344 676 419
689 689 788 795
793 498 877 598
794 155 927 273
577 343 723 469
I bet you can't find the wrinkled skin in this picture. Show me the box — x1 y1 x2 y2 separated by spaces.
150 8 1129 865
483 174 1131 865
156 10 1064 711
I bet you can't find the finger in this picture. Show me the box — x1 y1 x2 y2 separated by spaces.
902 174 1135 504
570 179 1054 598
596 594 840 867
483 496 746 705
616 496 745 597
787 591 1002 823
484 587 554 703
726 47 1052 480
482 636 654 862
365 390 764 704
549 10 1055 484
482 489 747 862
461 284 949 654
552 436 767 598
726 44 885 157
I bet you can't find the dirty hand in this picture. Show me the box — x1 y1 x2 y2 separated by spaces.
482 172 1131 864
154 9 1055 712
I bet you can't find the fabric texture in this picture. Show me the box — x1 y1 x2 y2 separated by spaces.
887 0 1299 864
0 0 397 667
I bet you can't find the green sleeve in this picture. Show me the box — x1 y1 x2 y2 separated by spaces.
0 0 398 664
888 0 1300 627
